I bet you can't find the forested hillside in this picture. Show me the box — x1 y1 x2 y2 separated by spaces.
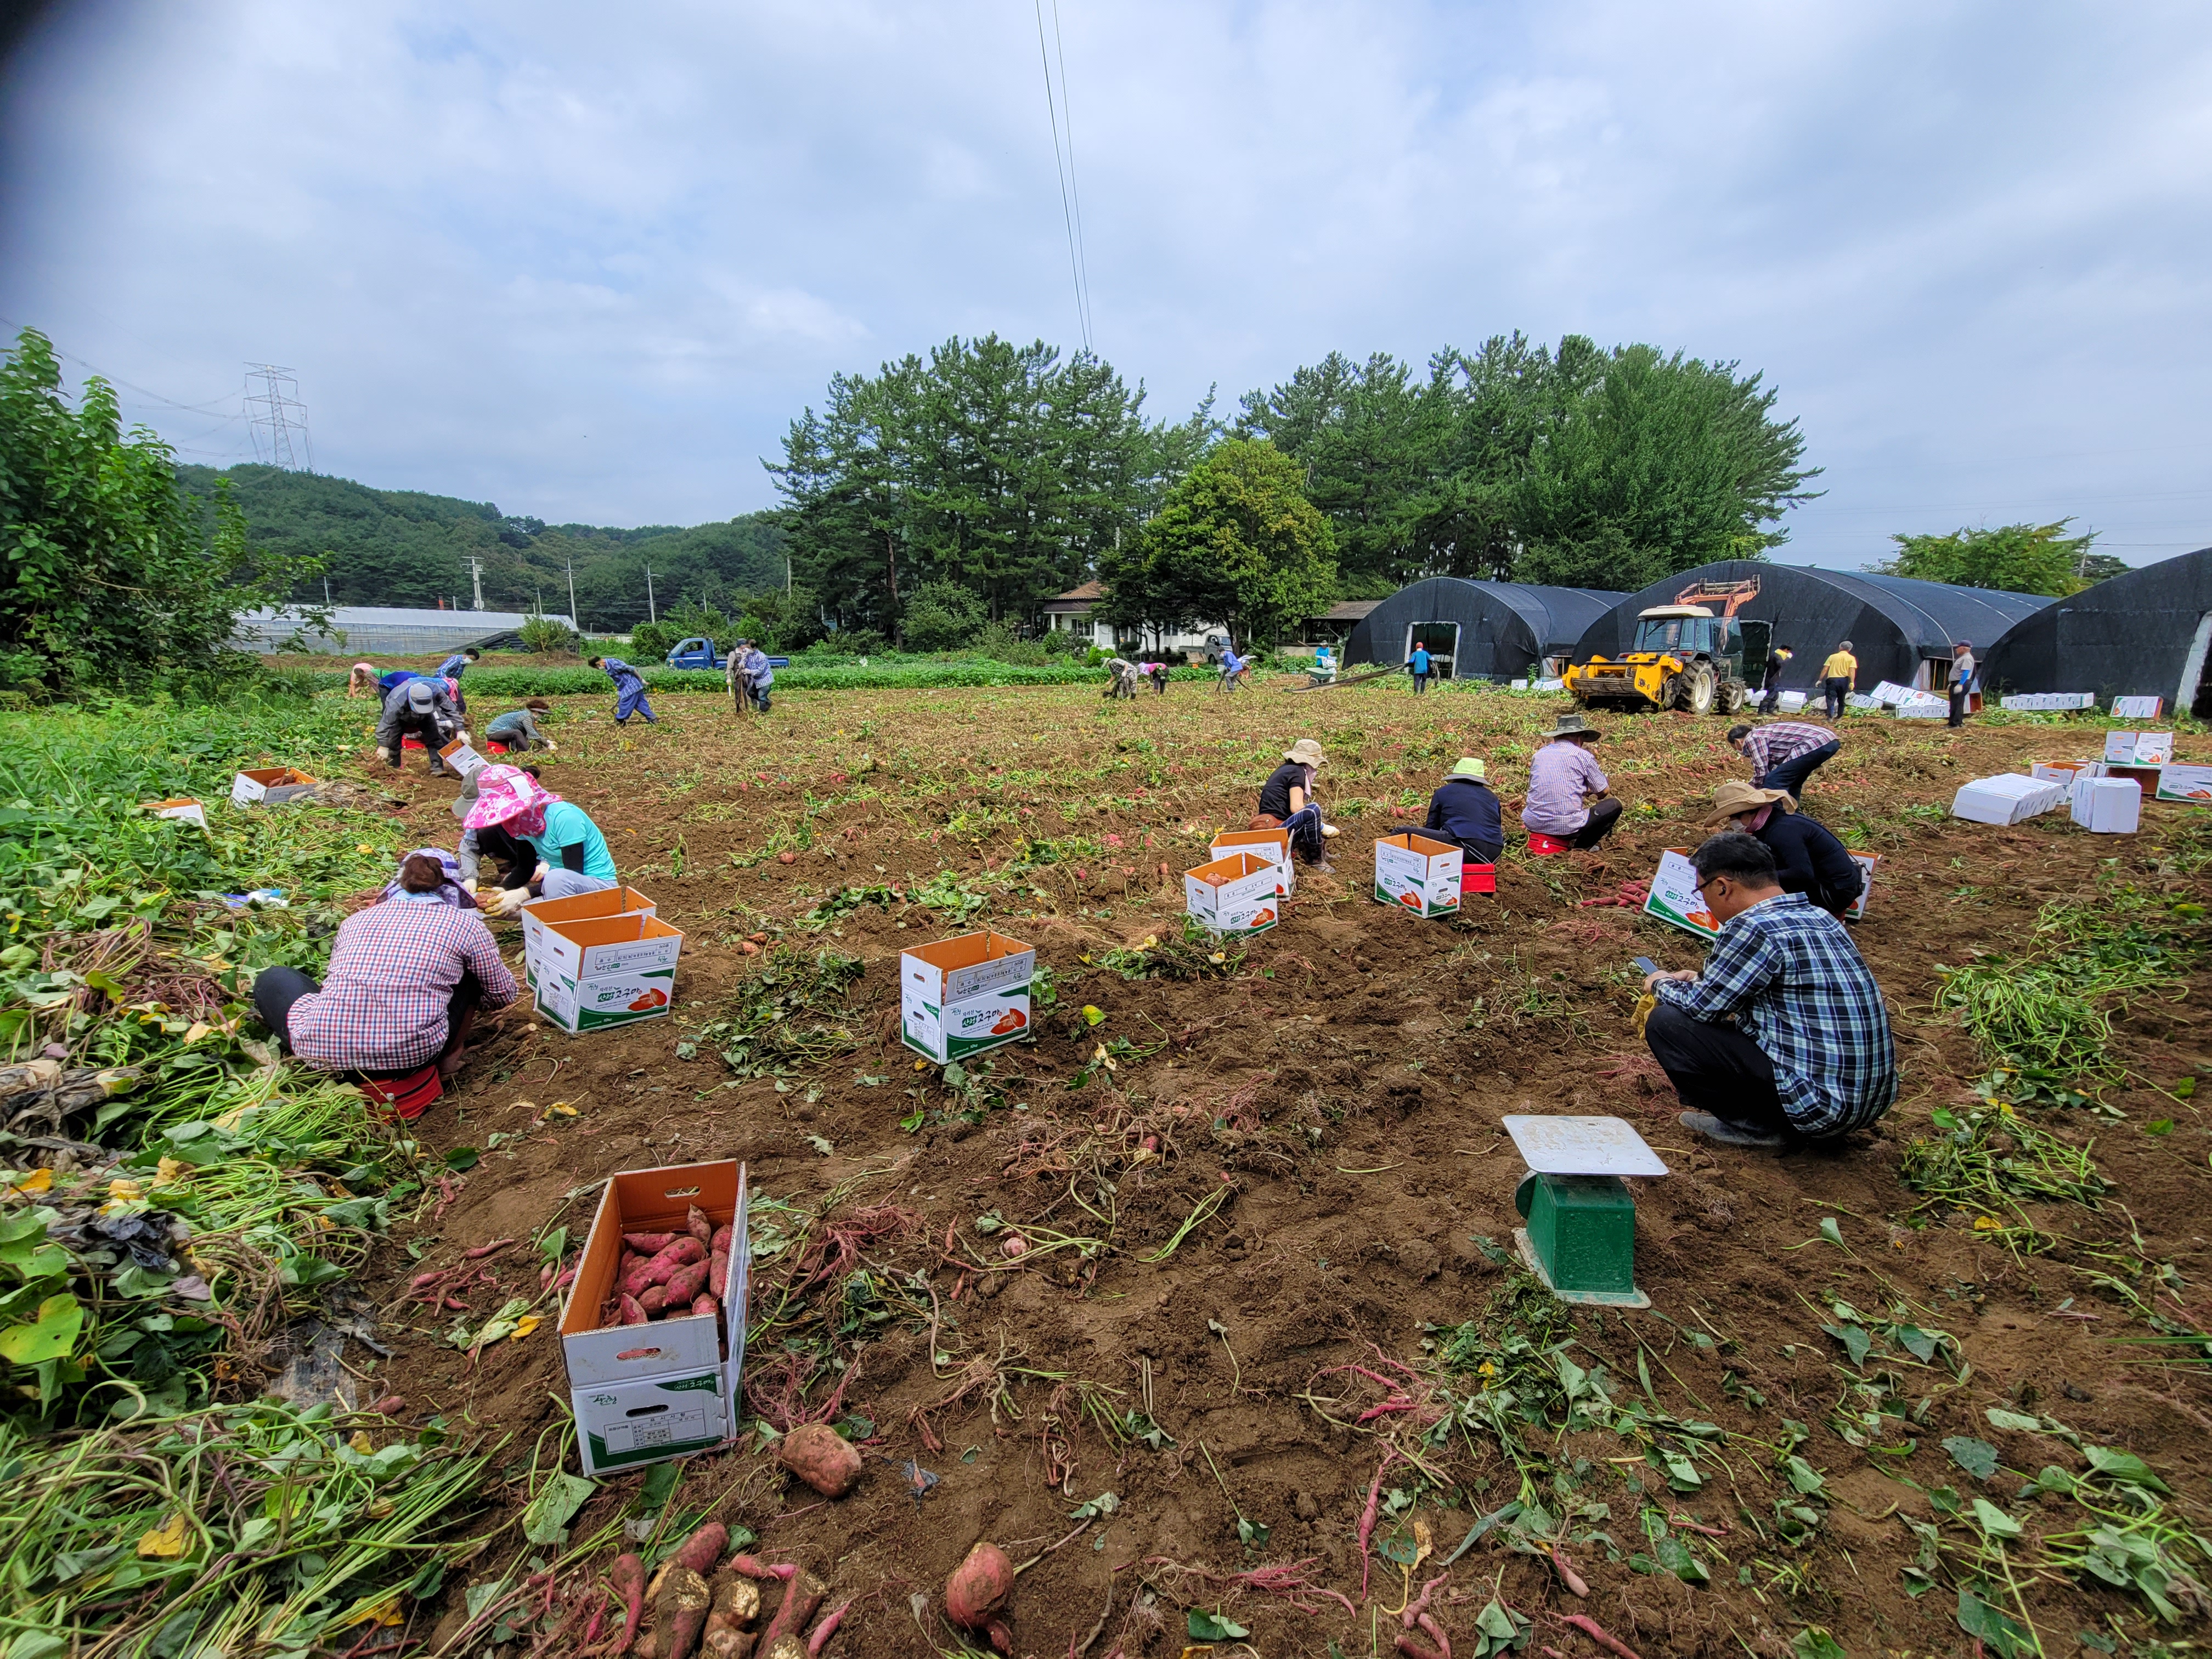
174 464 785 632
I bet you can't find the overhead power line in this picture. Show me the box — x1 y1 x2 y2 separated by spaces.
1031 0 1093 353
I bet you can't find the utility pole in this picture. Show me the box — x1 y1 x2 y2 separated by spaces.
566 560 579 638
644 565 657 624
468 555 485 612
322 575 331 607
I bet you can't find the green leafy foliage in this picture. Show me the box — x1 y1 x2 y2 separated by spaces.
1876 519 2096 597
0 329 325 695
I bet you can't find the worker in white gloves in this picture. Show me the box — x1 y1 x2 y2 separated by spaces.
374 678 464 774
461 765 620 909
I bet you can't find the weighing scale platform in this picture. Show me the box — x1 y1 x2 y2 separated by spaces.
1502 1115 1668 1308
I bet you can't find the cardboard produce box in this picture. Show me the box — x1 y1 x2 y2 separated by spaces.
2134 732 2175 766
1372 832 1464 918
1950 775 2066 826
521 885 658 980
1842 851 1880 921
900 929 1036 1064
2108 763 2163 797
2032 760 2102 784
537 966 678 1033
538 912 684 990
439 735 486 777
1209 828 1293 894
2155 764 2212 804
139 798 207 829
2070 775 2141 833
1643 848 1718 940
1183 851 1281 936
2111 695 2164 719
230 766 316 807
562 1160 750 1477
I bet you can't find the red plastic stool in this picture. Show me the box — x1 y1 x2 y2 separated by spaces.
1526 833 1570 857
356 1063 443 1122
1464 862 1498 891
486 740 512 754
400 735 427 751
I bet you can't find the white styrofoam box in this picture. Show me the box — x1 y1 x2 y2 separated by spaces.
572 1371 731 1477
1536 677 1566 692
1951 774 2067 826
2070 776 2141 834
2003 693 2097 712
1894 694 1948 719
2111 696 2163 720
1210 828 1294 895
1777 691 1808 712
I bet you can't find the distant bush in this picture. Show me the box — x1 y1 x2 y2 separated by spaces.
517 616 580 653
968 621 1049 665
628 619 681 659
899 580 986 652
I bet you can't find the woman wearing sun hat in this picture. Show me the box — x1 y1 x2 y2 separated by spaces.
1521 712 1621 850
462 764 620 916
1254 738 1338 870
1424 758 1504 865
1706 778 1864 917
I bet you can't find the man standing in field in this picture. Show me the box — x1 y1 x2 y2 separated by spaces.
1948 641 1976 728
588 654 657 725
437 646 482 681
1408 641 1431 694
1820 641 1857 718
1759 645 1794 714
1726 718 1841 802
1642 833 1896 1148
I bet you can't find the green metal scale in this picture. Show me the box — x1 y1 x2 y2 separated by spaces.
1503 1115 1669 1308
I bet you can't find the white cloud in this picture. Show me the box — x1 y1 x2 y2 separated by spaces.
1 0 2207 563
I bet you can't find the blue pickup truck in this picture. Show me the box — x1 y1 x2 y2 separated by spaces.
664 637 790 673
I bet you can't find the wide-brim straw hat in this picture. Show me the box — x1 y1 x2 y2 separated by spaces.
1705 780 1795 825
1283 739 1325 768
1447 757 1487 781
1547 713 1602 741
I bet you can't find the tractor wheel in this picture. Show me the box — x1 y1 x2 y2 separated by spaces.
1681 665 1718 715
1656 673 1683 712
1720 679 1747 715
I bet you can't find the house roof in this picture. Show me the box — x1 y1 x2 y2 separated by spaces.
1318 599 1383 622
1045 582 1105 610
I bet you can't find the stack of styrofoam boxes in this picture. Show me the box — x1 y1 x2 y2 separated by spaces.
1846 692 1883 711
2001 692 2098 712
2070 775 2141 834
901 930 1036 1064
1894 691 1950 719
1776 690 1809 713
562 1160 749 1476
519 885 681 1034
2111 696 2164 719
1870 680 1916 707
1950 774 2069 826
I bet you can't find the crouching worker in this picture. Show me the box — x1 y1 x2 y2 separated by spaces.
1521 713 1620 850
1102 658 1140 699
462 764 618 915
484 699 557 753
1254 738 1338 872
251 851 520 1108
375 677 464 775
1706 780 1864 918
1642 833 1896 1149
1425 758 1503 865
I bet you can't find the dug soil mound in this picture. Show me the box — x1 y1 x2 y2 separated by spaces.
355 683 2211 1658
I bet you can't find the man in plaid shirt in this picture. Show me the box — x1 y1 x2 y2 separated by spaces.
1726 718 1841 800
1643 833 1895 1148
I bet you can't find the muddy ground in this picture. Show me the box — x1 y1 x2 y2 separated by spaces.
339 680 2211 1659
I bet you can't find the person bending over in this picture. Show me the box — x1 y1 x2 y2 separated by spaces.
462 764 620 913
1520 713 1620 849
484 699 557 753
1641 833 1896 1149
1425 758 1503 865
1142 661 1170 695
588 654 657 725
1705 780 1864 918
347 662 379 698
253 850 519 1087
1102 657 1141 699
1254 738 1338 871
733 640 774 714
1726 718 1840 801
375 678 464 775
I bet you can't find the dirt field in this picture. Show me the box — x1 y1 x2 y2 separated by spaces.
350 680 2211 1659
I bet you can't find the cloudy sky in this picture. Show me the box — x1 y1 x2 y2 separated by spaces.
3 1 2209 570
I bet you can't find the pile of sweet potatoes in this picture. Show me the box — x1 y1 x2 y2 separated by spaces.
599 1205 733 1329
613 1522 848 1659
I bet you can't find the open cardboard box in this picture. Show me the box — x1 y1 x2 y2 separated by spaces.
521 885 658 981
537 912 684 988
1183 850 1280 935
900 929 1036 1063
139 798 207 829
1373 831 1465 917
230 766 317 807
561 1159 749 1476
1209 828 1293 894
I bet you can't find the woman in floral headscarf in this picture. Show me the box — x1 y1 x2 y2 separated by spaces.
462 765 619 916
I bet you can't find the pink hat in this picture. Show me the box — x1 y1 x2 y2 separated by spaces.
463 765 559 835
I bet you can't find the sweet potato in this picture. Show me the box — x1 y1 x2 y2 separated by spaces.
946 1542 1013 1655
665 1260 710 1306
687 1203 714 1246
671 1520 730 1576
619 1249 646 1280
709 1248 729 1293
778 1422 863 1498
760 1638 805 1659
692 1292 719 1318
709 1572 763 1627
623 1237 707 1297
641 1285 669 1315
659 1567 714 1659
626 1231 678 1251
702 1627 754 1659
619 1293 649 1326
711 1223 733 1255
760 1571 825 1653
610 1552 648 1656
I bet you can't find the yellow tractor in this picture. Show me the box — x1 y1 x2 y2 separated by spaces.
1565 582 1770 715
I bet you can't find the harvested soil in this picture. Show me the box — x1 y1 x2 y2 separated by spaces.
348 682 2212 1658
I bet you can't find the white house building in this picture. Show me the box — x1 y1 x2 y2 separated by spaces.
1042 583 1228 659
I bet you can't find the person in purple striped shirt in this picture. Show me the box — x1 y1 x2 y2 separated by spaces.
1726 719 1841 802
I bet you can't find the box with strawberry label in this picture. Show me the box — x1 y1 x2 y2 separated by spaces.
901 929 1036 1064
1373 831 1464 918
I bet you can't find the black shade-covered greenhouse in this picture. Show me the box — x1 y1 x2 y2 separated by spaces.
1980 546 2212 718
1344 579 1622 682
